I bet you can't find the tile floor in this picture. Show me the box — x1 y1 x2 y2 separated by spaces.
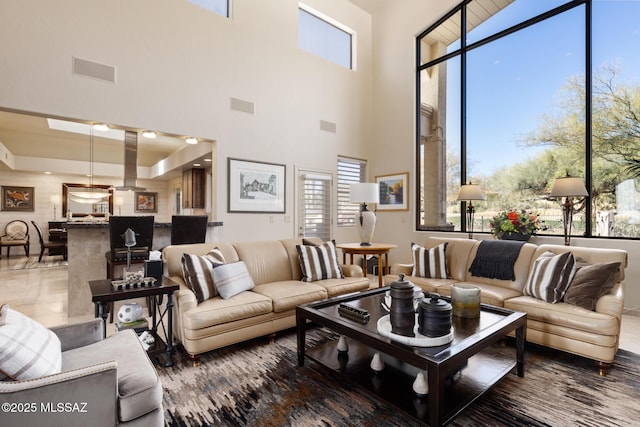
1 255 639 354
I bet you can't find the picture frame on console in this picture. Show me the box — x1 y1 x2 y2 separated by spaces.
134 192 157 212
1 186 35 212
228 158 286 213
375 172 408 211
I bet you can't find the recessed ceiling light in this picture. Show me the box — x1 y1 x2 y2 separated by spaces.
193 163 201 167
44 171 52 175
142 131 157 139
185 137 198 145
204 158 212 162
93 123 109 132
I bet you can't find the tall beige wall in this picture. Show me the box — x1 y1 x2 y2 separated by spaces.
0 0 372 243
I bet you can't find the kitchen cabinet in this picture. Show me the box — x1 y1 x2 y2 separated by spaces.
182 168 205 209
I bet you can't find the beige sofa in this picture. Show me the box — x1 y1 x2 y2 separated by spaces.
162 238 370 361
385 237 627 374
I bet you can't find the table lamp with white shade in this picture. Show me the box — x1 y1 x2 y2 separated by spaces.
550 174 589 246
456 183 485 239
349 183 379 246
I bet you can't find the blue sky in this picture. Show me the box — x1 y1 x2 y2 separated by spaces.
444 1 640 176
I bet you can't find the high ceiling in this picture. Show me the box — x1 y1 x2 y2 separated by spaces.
0 109 212 179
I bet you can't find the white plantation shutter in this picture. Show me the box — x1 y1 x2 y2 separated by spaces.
301 173 332 241
337 157 366 226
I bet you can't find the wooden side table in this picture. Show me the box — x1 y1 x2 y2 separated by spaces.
336 243 398 288
88 277 179 367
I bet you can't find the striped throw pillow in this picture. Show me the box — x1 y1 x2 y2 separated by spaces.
411 242 449 279
181 248 226 303
296 241 344 282
0 304 62 381
524 251 577 303
212 261 255 299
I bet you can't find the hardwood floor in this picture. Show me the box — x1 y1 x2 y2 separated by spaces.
1 254 639 354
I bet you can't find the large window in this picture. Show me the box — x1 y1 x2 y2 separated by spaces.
337 157 366 226
298 4 354 70
417 0 640 239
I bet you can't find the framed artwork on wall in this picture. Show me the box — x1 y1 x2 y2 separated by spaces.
228 158 286 213
134 192 157 212
1 186 35 212
375 172 409 211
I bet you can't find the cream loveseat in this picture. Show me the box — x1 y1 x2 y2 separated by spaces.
384 237 627 374
162 238 370 362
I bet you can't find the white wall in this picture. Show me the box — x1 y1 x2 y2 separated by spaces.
366 0 640 311
0 0 373 244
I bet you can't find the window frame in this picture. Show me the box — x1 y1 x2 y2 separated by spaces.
415 1 599 237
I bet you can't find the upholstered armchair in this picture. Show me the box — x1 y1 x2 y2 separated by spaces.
0 317 163 427
0 220 30 259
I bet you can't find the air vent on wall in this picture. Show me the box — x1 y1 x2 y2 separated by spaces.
72 56 116 83
230 97 255 114
320 120 337 133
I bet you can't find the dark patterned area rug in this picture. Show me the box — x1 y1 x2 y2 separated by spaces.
158 327 640 426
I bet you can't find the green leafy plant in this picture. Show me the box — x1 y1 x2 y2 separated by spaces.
490 209 544 236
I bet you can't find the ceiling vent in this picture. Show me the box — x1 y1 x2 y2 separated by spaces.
115 131 146 191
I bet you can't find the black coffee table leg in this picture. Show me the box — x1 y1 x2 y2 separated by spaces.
515 323 526 377
296 310 306 367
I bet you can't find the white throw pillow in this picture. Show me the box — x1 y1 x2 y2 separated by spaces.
0 304 62 381
212 261 255 299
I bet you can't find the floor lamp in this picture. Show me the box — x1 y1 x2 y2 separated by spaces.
550 174 588 246
457 183 485 239
349 183 379 246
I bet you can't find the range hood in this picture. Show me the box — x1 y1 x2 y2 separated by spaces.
115 130 147 191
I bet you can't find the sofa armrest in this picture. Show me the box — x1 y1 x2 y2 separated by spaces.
176 286 198 314
390 264 413 276
595 281 624 320
341 264 364 277
50 318 104 352
0 362 118 427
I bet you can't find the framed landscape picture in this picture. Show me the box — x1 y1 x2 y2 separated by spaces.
2 186 35 211
375 173 409 211
134 192 157 212
228 158 286 213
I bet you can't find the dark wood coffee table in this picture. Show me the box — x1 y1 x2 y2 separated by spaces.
296 287 526 427
88 277 179 367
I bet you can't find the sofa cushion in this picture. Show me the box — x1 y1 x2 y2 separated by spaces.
411 242 448 279
524 251 577 303
212 261 255 299
564 260 621 311
313 277 371 297
182 291 273 330
252 281 327 313
181 248 226 303
0 304 62 381
61 329 162 423
296 241 344 282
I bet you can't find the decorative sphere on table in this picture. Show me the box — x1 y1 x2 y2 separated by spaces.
118 303 143 323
